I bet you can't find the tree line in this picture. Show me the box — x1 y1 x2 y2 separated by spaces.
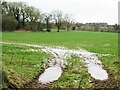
1 1 120 33
1 1 75 32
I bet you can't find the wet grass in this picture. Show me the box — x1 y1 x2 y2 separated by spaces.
97 55 120 88
52 55 92 88
1 30 119 88
2 30 118 55
2 44 51 88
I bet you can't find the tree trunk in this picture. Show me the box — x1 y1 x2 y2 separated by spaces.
57 27 60 32
46 20 51 32
22 13 25 29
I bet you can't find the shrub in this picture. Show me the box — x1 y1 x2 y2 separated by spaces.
2 14 18 32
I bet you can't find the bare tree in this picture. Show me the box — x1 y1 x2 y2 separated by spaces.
1 1 8 15
43 13 52 32
8 2 24 29
2 1 44 31
63 14 74 30
37 13 44 32
20 3 28 29
52 10 63 32
26 7 41 31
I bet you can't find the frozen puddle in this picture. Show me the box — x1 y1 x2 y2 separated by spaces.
39 66 62 84
31 48 108 82
87 63 108 80
1 42 108 83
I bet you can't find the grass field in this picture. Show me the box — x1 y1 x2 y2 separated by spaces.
2 31 118 55
1 30 119 88
52 55 92 88
2 44 51 88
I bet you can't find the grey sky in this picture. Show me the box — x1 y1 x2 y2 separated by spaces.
5 0 120 25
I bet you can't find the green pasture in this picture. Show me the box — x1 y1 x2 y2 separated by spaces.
1 30 119 88
2 30 118 55
2 44 51 88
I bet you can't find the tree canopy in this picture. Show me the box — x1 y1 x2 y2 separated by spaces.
1 1 119 33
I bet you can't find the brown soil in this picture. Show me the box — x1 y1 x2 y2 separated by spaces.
22 69 51 89
4 72 120 90
24 68 119 90
92 68 120 90
3 64 120 89
24 75 51 89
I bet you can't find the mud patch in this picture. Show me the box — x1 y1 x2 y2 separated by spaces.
1 41 111 88
92 68 119 89
1 41 109 81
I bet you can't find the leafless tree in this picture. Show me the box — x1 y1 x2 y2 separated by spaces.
63 14 75 30
43 13 52 32
52 10 63 32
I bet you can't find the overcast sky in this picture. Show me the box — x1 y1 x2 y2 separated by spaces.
5 0 120 25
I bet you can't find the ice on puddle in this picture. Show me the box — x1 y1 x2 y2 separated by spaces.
1 41 108 82
39 66 62 84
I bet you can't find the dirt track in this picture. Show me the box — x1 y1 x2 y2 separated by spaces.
1 42 119 89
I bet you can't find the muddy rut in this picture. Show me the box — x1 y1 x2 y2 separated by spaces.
1 42 117 89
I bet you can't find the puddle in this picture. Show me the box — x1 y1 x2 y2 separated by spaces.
33 47 108 82
39 66 62 84
87 63 108 80
1 42 108 83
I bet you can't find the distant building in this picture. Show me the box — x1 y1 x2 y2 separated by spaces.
85 23 108 27
118 1 120 25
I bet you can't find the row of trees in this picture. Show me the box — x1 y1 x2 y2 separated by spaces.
1 1 119 33
1 1 74 32
75 23 120 33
